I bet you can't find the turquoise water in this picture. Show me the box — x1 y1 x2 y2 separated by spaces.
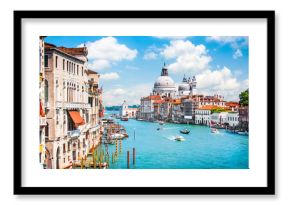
102 113 249 169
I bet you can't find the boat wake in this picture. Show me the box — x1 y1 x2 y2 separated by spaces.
167 136 177 141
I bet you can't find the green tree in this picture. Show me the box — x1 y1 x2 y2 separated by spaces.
239 89 249 106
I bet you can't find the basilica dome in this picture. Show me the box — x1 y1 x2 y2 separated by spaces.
178 83 190 91
154 76 176 88
152 64 177 97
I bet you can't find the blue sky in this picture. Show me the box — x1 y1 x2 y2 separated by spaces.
45 36 249 106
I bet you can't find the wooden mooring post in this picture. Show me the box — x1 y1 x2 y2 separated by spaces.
127 151 130 169
133 148 136 165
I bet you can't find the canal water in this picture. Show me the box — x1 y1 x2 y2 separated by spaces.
101 112 249 169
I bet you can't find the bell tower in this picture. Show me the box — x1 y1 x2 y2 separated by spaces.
161 62 168 76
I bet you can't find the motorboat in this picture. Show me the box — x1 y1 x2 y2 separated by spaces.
121 116 129 121
111 133 128 139
211 128 219 134
180 129 190 134
175 135 185 141
159 121 164 125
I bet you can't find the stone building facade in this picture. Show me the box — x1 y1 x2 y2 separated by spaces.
43 43 102 169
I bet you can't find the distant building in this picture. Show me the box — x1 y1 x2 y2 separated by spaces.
211 112 229 126
227 112 239 127
239 106 249 131
182 98 197 123
195 105 219 126
171 99 183 123
140 95 161 120
120 100 138 118
226 101 240 112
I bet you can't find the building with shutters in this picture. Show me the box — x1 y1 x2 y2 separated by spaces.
43 42 102 169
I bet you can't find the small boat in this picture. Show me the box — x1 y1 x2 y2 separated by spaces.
175 135 185 141
157 127 161 131
121 117 129 121
137 118 145 121
180 129 190 134
211 128 219 134
111 133 128 139
159 121 164 125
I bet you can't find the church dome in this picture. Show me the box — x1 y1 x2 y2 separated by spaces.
178 83 190 91
154 76 175 88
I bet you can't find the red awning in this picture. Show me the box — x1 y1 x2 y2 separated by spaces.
40 101 45 117
68 111 85 127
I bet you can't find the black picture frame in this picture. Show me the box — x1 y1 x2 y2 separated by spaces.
14 10 275 195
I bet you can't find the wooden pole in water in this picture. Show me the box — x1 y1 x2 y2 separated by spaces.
133 148 136 165
81 157 83 169
127 151 130 169
119 139 122 153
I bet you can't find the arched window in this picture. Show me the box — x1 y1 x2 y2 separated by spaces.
44 80 48 103
45 122 49 137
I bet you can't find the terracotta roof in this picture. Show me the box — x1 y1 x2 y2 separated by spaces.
57 46 87 56
170 99 181 104
153 100 165 104
226 102 240 107
87 69 98 74
145 95 161 100
198 105 220 110
44 42 56 48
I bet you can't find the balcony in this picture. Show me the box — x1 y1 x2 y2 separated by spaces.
67 129 81 138
56 101 91 109
39 117 46 126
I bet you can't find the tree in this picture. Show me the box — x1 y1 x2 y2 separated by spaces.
239 89 249 106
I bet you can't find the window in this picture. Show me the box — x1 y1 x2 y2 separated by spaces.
63 113 66 124
45 123 49 137
63 59 65 70
82 67 83 76
63 158 66 163
55 56 58 68
44 80 48 103
44 55 48 67
63 143 66 153
77 65 79 75
67 61 69 72
74 64 76 74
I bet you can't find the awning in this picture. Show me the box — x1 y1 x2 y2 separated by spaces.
68 111 85 127
40 101 45 117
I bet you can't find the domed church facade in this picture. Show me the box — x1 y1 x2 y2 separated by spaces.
178 75 197 96
152 63 197 98
152 63 177 98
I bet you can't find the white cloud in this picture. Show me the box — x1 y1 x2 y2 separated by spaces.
233 49 243 59
79 37 137 71
143 52 157 60
102 83 152 106
196 67 248 101
206 36 248 49
161 40 211 74
100 72 120 80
